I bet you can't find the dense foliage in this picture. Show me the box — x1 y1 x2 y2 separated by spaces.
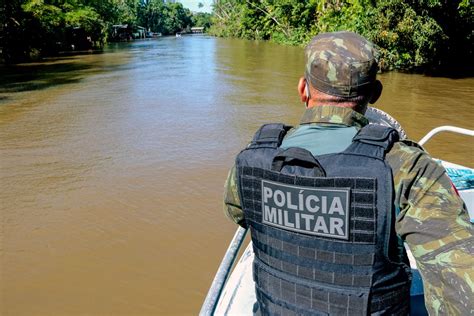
0 0 207 63
192 12 212 30
138 0 193 36
210 0 473 73
2 0 472 72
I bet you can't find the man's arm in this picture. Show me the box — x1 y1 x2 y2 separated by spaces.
223 165 246 227
389 143 474 315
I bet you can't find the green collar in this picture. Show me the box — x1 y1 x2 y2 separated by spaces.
300 105 368 128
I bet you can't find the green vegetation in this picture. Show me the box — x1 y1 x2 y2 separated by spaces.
2 0 472 72
138 0 193 36
192 12 212 30
210 0 473 73
0 0 209 63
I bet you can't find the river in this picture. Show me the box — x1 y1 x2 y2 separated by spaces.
0 36 472 315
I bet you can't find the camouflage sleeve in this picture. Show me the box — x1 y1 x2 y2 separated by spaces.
388 143 474 316
223 165 246 227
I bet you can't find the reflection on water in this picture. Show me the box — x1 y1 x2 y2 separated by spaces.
0 36 473 315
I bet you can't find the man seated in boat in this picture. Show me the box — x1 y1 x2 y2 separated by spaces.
224 31 473 315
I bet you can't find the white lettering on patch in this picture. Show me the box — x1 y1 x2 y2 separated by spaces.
261 180 350 240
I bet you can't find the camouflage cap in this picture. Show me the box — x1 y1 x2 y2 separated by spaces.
305 31 378 98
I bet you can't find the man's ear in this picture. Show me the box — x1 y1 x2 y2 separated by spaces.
369 80 383 104
298 77 308 103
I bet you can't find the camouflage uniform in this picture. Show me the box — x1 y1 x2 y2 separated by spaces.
224 32 474 315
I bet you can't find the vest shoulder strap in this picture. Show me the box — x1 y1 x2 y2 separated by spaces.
345 124 400 159
248 123 292 149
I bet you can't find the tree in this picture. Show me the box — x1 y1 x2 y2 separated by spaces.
209 0 473 73
138 0 166 32
192 12 212 29
1 0 143 62
161 2 192 34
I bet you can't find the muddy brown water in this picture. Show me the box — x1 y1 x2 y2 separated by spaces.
0 36 473 315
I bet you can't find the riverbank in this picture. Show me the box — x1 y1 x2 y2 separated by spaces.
0 33 203 66
210 0 473 74
1 0 211 64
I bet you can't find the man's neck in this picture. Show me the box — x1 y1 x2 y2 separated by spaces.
300 105 368 128
307 101 366 115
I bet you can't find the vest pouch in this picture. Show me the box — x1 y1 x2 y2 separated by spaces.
253 256 370 316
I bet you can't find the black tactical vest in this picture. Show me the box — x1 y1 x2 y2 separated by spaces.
235 123 412 316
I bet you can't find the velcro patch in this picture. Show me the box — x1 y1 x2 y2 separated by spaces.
261 180 350 240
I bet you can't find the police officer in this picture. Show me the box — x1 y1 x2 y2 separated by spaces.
224 31 473 315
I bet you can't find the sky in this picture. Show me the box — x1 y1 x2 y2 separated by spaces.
178 0 213 13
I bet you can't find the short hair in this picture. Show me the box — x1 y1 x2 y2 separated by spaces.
308 81 372 112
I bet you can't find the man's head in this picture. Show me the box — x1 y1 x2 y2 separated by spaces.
298 31 382 113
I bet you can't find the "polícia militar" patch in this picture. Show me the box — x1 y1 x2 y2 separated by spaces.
261 180 350 239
